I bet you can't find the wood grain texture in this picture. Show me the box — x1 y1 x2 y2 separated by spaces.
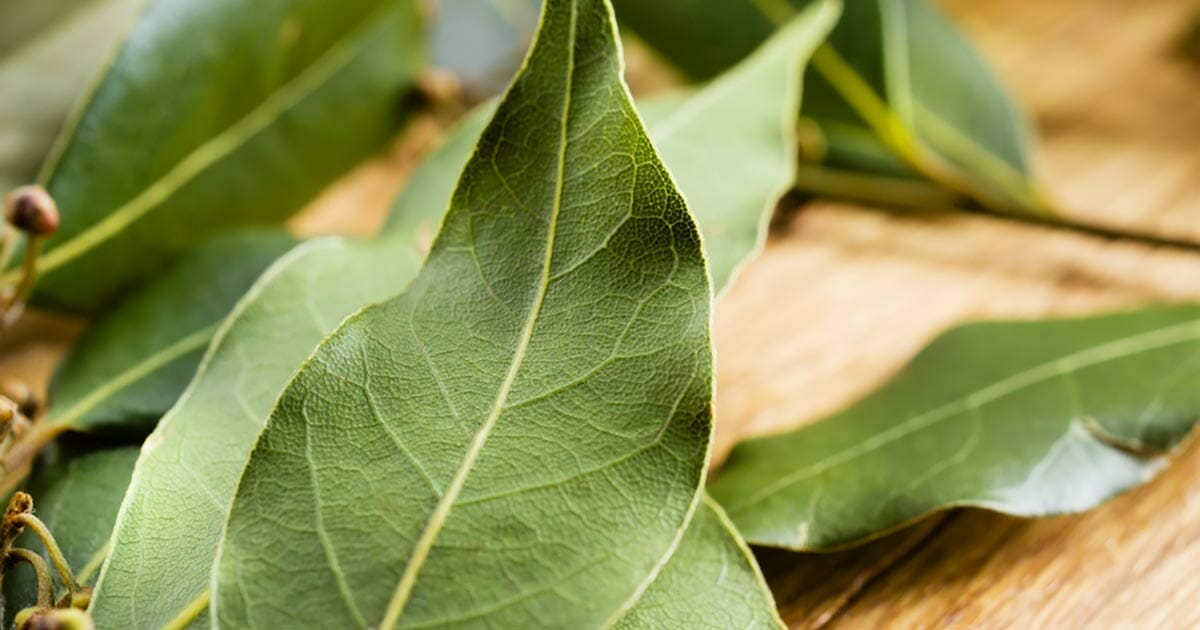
6 0 1197 626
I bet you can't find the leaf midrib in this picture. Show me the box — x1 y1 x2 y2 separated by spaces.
724 317 1200 514
377 4 578 627
49 324 215 429
11 3 390 283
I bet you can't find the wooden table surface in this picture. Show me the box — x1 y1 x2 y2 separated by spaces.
2 0 1197 627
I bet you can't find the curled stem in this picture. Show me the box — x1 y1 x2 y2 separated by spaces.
7 548 54 609
13 512 80 598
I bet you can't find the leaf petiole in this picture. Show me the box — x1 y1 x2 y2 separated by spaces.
7 547 55 609
12 512 83 600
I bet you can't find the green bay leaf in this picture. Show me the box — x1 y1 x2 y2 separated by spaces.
89 78 485 627
612 0 1050 216
18 0 424 312
212 0 714 626
709 306 1200 550
643 0 839 292
614 496 783 629
44 231 296 436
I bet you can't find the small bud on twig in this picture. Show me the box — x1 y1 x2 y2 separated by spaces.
3 187 59 237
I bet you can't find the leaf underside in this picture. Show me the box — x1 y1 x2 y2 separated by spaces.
710 306 1200 550
612 0 1047 215
24 0 424 312
214 0 715 627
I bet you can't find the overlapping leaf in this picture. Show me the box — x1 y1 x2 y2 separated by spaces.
612 0 1050 215
14 0 424 312
427 0 541 99
45 231 295 437
87 236 429 627
212 0 714 626
641 0 838 291
710 306 1200 550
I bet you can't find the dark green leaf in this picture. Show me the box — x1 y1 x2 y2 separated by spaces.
0 0 143 193
46 231 296 436
710 306 1200 550
16 0 424 312
213 0 713 626
1 442 139 625
612 0 1051 216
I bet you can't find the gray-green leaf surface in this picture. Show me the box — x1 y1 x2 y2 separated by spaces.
0 0 143 194
613 496 783 629
641 0 838 292
88 236 429 628
213 0 714 626
710 306 1200 550
46 231 295 436
18 0 424 312
428 0 541 99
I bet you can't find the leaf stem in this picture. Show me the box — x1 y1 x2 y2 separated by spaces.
7 548 54 608
13 512 81 598
1 236 42 327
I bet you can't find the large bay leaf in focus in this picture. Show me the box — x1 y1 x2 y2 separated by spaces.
2 443 138 625
710 306 1200 550
612 0 1050 216
17 0 424 312
0 0 144 193
45 231 295 436
213 0 713 626
89 117 473 629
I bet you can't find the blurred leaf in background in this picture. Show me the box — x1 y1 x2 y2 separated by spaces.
0 0 144 193
611 0 1052 216
15 0 425 313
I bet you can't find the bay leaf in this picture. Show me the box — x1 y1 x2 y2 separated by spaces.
614 496 783 629
611 0 1051 216
642 0 839 292
427 0 541 99
709 306 1200 550
1 442 139 625
0 0 144 193
87 89 472 628
88 236 428 628
211 0 714 626
15 0 424 313
44 231 296 436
